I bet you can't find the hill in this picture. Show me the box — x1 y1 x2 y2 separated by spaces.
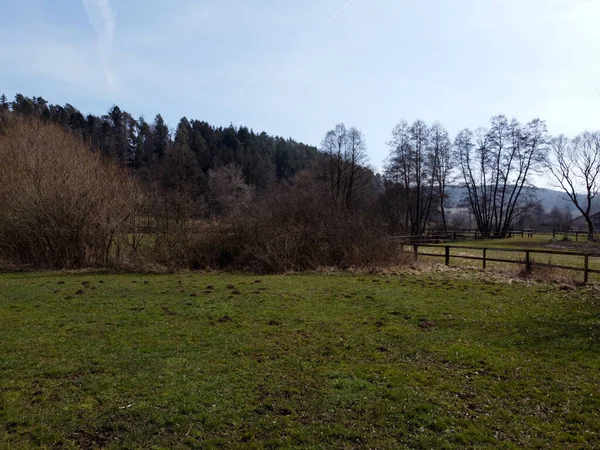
0 93 319 189
445 186 580 213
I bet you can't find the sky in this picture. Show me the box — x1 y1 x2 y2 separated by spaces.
1 0 600 172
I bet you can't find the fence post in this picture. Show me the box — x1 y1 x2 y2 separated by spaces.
525 250 531 274
413 245 418 261
584 254 589 284
553 230 556 239
445 246 450 266
483 248 487 269
521 229 524 238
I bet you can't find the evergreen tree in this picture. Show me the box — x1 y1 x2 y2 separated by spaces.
108 105 127 163
0 94 8 110
152 114 169 163
174 117 192 150
135 116 152 169
0 93 319 190
12 94 35 116
190 120 209 170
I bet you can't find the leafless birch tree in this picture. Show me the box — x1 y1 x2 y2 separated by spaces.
546 132 600 240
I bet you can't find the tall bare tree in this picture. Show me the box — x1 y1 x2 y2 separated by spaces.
429 122 453 232
319 123 369 210
455 116 547 236
384 119 438 235
546 132 600 240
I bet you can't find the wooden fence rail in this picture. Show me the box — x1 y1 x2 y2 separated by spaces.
393 229 536 244
401 244 600 284
551 230 591 241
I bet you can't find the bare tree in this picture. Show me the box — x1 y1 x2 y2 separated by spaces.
429 122 453 232
547 205 573 234
384 119 438 235
546 132 600 240
455 116 547 236
319 123 369 210
208 164 252 219
149 146 205 232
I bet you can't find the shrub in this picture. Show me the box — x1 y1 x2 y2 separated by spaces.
0 118 139 269
172 172 404 272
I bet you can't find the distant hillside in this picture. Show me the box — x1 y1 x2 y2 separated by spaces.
445 186 581 213
534 188 581 212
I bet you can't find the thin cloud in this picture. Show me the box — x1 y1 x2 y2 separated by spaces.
83 0 117 92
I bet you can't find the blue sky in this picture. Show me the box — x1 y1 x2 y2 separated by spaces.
1 0 600 171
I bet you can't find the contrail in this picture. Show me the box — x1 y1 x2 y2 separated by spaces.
83 0 117 92
321 0 355 27
239 79 255 96
237 0 357 98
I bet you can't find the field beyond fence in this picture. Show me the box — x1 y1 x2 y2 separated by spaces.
393 229 592 245
400 244 600 283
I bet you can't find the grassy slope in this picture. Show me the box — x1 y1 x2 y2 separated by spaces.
0 272 599 449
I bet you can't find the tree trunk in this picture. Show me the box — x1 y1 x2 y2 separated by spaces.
586 216 595 242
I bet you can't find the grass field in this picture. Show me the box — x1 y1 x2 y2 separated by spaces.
408 235 600 283
1 271 599 449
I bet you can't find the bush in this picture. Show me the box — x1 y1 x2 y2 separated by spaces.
0 118 404 273
170 172 404 272
0 118 139 269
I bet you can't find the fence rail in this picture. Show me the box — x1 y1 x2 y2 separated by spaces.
392 229 536 244
392 229 596 244
401 244 600 283
551 230 591 241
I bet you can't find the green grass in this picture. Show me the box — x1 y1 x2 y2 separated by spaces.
1 272 599 449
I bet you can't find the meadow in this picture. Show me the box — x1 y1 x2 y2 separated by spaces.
1 270 599 449
407 235 600 283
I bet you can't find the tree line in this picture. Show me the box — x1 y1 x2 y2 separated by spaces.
0 93 318 189
381 116 600 241
2 91 600 262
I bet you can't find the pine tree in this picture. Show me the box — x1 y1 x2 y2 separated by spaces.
152 114 169 162
174 117 192 149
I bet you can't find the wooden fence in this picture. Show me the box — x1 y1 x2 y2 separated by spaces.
393 229 535 244
551 230 591 241
401 244 600 284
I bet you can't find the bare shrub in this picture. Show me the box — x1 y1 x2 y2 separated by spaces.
146 221 219 271
176 170 404 273
150 146 207 225
208 164 252 219
0 118 139 269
